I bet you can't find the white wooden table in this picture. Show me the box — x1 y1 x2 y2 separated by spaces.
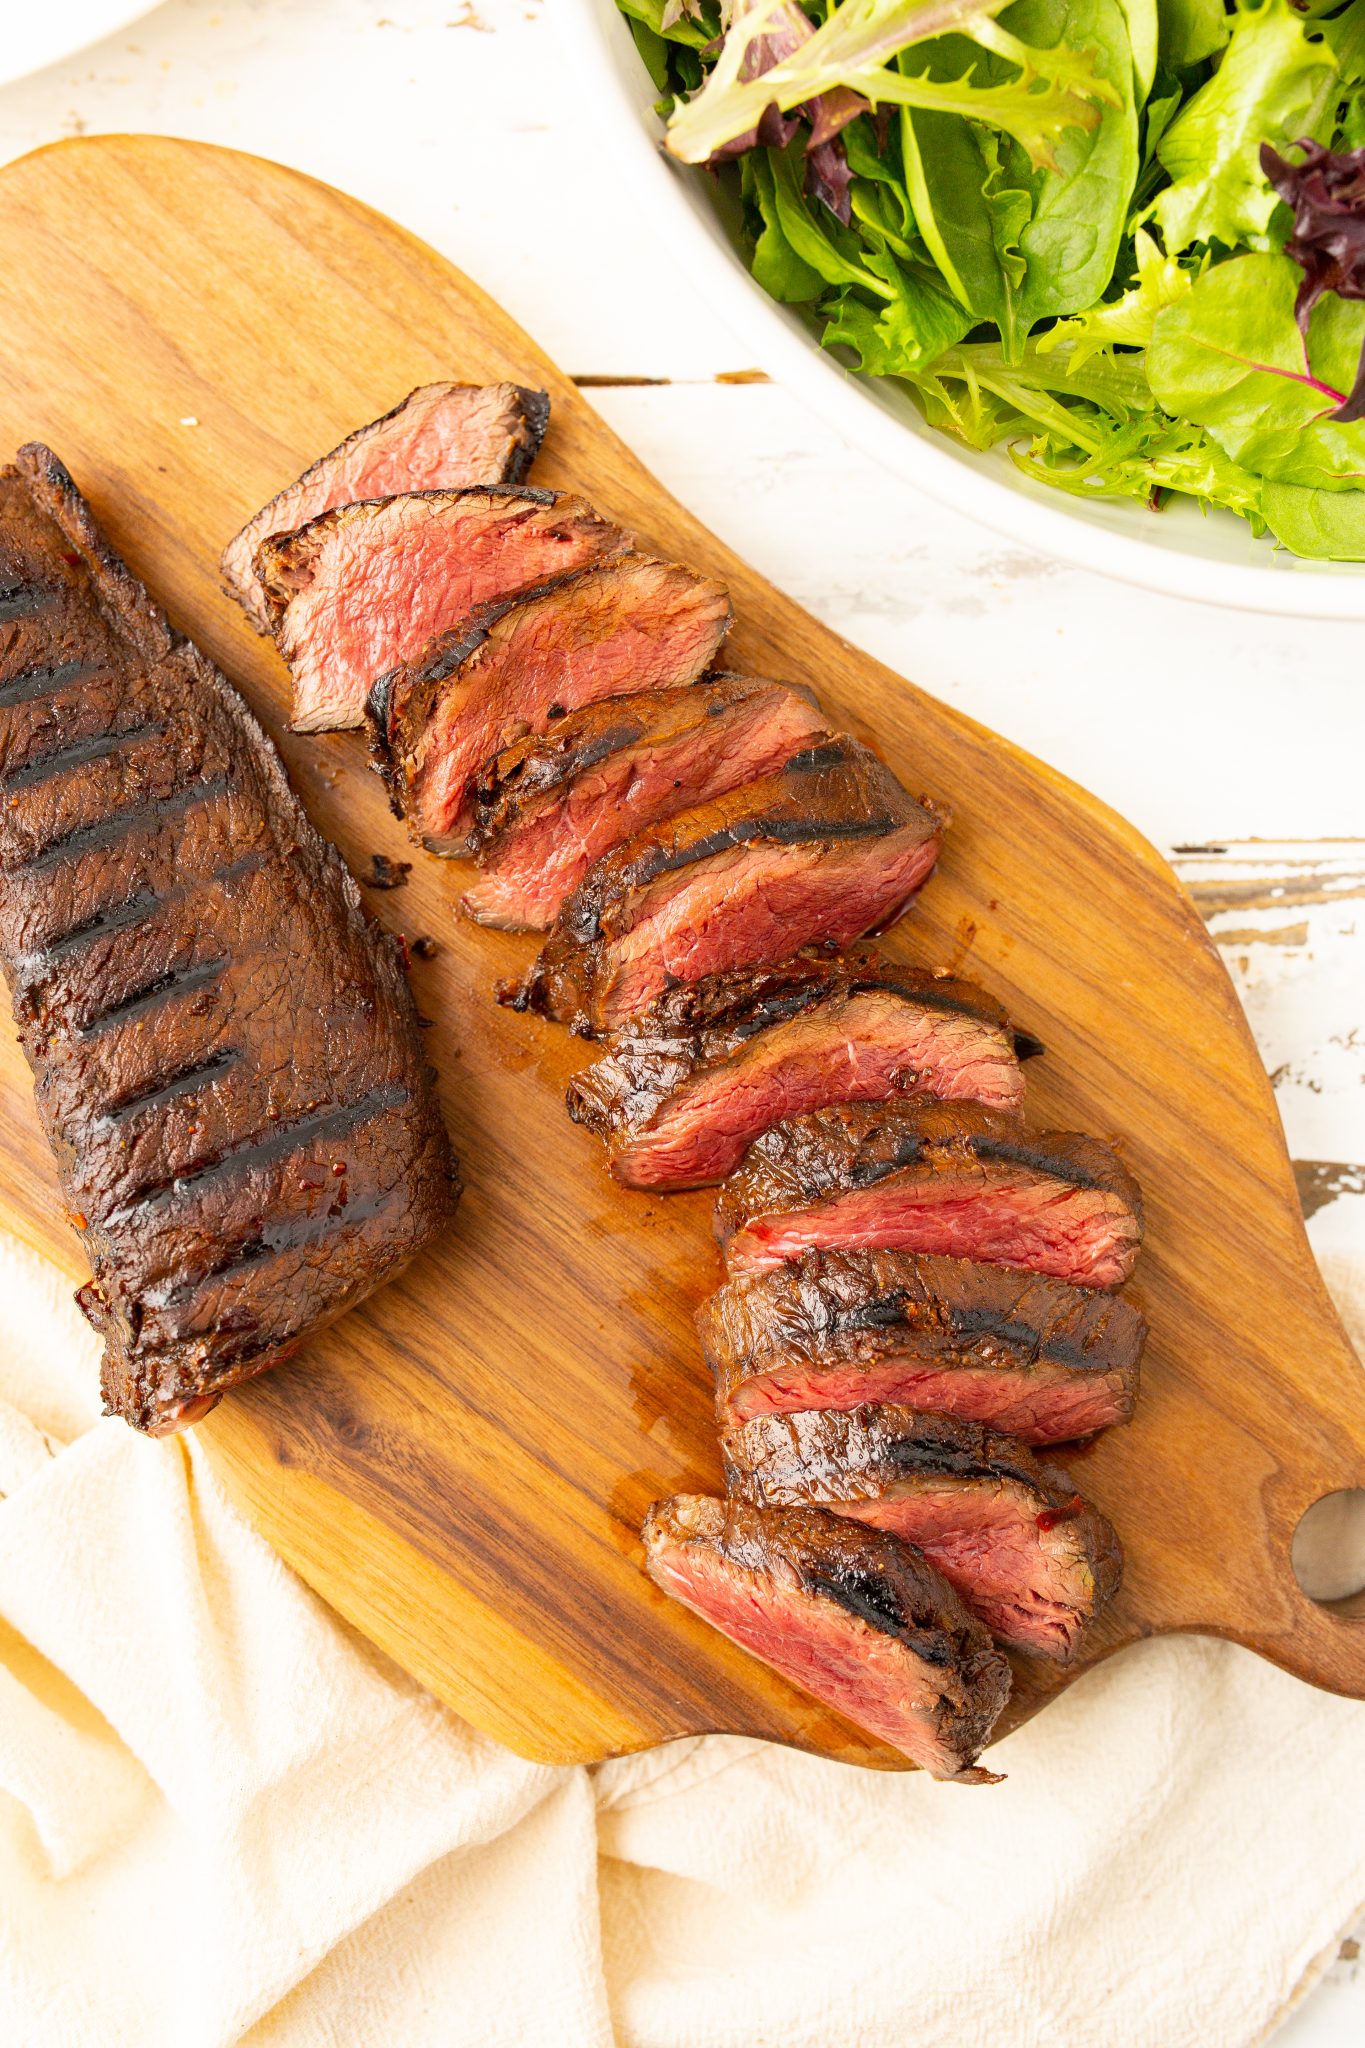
0 1 1360 2036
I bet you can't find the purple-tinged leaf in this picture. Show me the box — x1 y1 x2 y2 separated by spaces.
1262 139 1365 421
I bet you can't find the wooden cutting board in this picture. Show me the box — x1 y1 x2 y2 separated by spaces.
0 134 1360 1770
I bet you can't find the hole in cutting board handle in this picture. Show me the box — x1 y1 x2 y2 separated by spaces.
1293 1491 1365 1612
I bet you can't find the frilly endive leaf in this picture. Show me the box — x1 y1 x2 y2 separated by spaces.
664 0 1118 172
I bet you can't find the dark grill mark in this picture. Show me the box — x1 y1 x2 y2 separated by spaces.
973 1136 1110 1194
834 1293 913 1334
7 774 231 877
79 955 228 1037
33 851 265 968
107 1081 410 1224
0 657 91 708
805 1565 908 1640
143 1182 396 1311
4 720 166 792
0 582 46 622
98 1047 243 1126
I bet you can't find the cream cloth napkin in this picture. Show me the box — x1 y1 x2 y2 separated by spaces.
2 1227 1363 2048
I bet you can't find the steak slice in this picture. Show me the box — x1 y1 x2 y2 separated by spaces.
506 741 948 1035
0 444 460 1433
461 674 832 930
370 553 732 852
256 487 624 734
715 1102 1143 1288
723 1407 1122 1661
567 953 1028 1189
221 381 549 632
642 1493 1010 1780
700 1250 1145 1441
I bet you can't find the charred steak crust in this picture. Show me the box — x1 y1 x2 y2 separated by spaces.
713 1101 1144 1287
642 1493 1011 1779
700 1249 1147 1381
608 949 1037 1053
700 1250 1145 1441
221 381 550 632
566 952 1028 1189
507 742 948 1034
0 445 460 1434
720 1406 1123 1661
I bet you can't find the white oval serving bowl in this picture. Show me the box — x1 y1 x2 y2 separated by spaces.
565 0 1365 618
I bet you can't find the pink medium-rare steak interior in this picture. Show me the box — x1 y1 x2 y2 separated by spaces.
641 1493 1011 1779
722 1354 1139 1440
568 978 1026 1190
716 1103 1143 1287
461 675 832 930
373 553 733 850
700 1250 1145 1439
604 830 941 1023
722 1407 1122 1661
222 381 549 632
508 742 947 1035
256 488 624 734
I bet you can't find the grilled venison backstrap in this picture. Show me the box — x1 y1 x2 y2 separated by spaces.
0 445 459 1433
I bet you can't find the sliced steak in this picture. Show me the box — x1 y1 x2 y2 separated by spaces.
461 673 831 930
371 554 732 852
0 445 460 1433
221 382 548 632
715 1102 1143 1288
723 1408 1122 1661
256 487 623 734
642 1493 1010 1780
567 953 1027 1189
506 742 948 1035
700 1250 1144 1441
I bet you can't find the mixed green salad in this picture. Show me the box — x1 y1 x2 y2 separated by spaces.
615 0 1365 559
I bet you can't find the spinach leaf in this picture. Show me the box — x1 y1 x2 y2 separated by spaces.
1262 476 1365 553
1147 247 1365 486
1150 0 1335 255
902 0 1138 354
744 151 829 301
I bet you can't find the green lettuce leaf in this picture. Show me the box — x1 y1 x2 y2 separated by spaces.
1156 0 1230 72
1147 247 1365 487
1149 0 1334 255
1262 476 1365 554
1117 0 1159 99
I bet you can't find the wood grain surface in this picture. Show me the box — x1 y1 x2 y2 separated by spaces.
0 133 1360 1770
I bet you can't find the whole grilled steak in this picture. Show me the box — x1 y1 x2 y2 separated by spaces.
370 553 732 852
0 446 459 1433
722 1407 1122 1661
461 674 831 930
567 953 1028 1189
716 1101 1143 1287
700 1250 1145 1440
642 1493 1011 1779
256 487 623 733
506 742 948 1036
221 381 549 632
